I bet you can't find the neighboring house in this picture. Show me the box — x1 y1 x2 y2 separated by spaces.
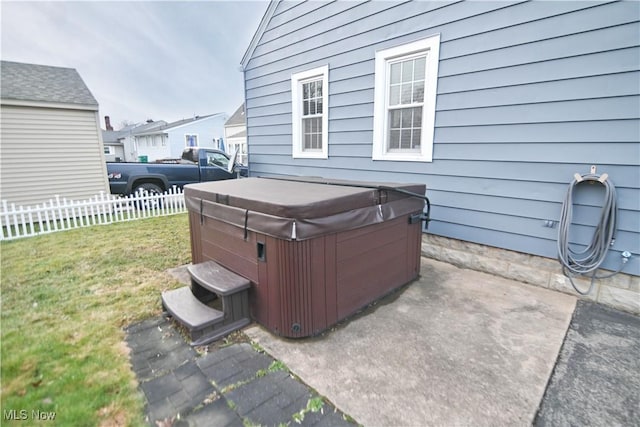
133 113 227 162
102 130 125 162
101 116 125 162
241 1 639 310
100 118 165 162
224 103 248 165
0 60 109 206
121 120 167 162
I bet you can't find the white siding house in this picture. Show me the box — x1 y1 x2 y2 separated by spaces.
0 61 109 206
101 131 126 162
120 121 167 162
224 104 248 164
241 1 640 312
134 114 228 162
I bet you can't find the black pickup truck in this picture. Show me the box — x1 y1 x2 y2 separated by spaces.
107 148 248 196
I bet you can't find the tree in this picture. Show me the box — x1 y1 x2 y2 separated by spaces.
119 120 136 130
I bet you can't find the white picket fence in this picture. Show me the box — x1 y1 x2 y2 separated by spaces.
1 186 186 241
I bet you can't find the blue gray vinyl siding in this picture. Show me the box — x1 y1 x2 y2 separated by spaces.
243 0 640 276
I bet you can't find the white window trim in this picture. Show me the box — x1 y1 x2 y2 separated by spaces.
291 65 329 159
372 34 440 162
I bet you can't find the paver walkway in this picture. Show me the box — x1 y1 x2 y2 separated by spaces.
125 316 352 426
535 300 640 425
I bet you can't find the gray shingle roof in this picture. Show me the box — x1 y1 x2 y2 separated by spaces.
1 60 98 107
130 120 168 135
228 129 246 138
163 114 217 130
225 103 245 127
102 130 123 144
132 114 223 136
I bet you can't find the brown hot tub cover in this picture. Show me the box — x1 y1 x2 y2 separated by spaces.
184 177 427 241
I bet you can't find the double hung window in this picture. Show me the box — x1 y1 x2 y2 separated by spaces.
291 65 329 159
373 35 440 162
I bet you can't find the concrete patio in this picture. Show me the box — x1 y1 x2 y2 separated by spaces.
142 257 639 426
245 258 574 426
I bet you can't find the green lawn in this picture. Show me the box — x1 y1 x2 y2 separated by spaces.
1 214 191 426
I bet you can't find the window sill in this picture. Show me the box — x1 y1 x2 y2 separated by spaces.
372 152 432 162
293 151 328 160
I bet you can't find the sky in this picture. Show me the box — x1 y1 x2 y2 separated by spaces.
1 0 270 129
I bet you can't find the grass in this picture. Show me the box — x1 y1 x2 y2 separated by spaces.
1 214 191 426
292 396 325 424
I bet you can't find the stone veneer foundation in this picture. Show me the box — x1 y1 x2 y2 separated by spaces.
421 234 639 314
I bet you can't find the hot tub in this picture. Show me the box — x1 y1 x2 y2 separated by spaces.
184 177 427 338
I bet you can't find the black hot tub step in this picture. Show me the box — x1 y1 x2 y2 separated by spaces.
188 260 250 296
162 286 224 331
162 286 251 346
162 286 225 346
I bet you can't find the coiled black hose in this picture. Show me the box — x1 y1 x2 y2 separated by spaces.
557 172 619 295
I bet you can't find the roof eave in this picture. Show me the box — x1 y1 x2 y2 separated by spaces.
161 113 225 132
241 0 280 70
133 130 168 137
0 98 99 111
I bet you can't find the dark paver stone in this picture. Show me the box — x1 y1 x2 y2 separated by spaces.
234 353 272 375
128 354 153 380
185 398 244 427
232 345 258 363
225 370 290 416
126 316 356 427
148 346 197 374
142 373 182 404
130 346 169 365
280 374 312 401
167 389 191 411
127 319 184 354
196 344 245 370
245 398 294 427
198 355 243 386
146 398 178 425
208 348 273 389
282 393 310 416
173 360 200 380
270 389 298 410
311 410 354 427
181 370 212 398
535 301 640 426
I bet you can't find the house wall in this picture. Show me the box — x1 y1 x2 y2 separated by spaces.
227 136 248 165
103 144 125 162
243 0 640 282
114 145 125 161
134 134 171 161
121 135 137 162
124 121 168 162
225 124 248 164
166 115 228 159
0 104 110 206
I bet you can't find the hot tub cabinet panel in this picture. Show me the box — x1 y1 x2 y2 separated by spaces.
185 177 426 338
